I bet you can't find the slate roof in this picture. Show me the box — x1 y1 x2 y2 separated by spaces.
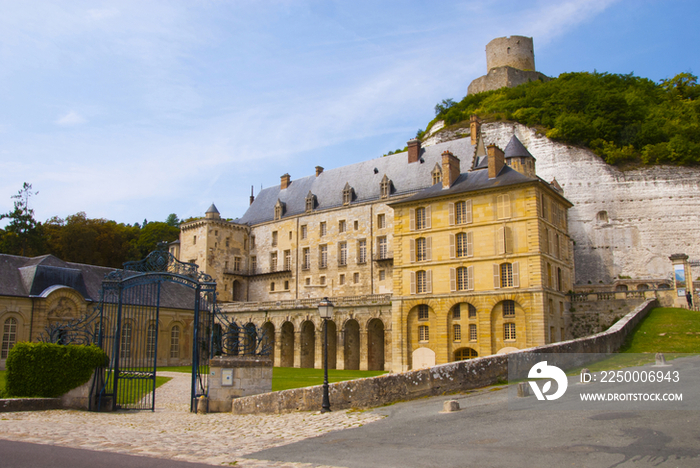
0 254 196 309
237 138 477 225
504 136 536 159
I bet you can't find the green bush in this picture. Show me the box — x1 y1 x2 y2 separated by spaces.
6 342 108 398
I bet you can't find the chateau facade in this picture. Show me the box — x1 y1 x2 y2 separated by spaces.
172 121 574 372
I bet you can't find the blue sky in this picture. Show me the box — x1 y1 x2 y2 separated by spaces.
1 0 698 226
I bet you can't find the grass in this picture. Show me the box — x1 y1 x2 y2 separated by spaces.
158 365 387 392
0 370 6 398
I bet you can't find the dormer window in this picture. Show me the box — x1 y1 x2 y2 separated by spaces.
380 175 392 199
431 164 442 185
305 191 316 212
274 200 286 220
343 183 355 205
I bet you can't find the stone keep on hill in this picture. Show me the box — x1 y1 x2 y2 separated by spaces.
425 121 700 285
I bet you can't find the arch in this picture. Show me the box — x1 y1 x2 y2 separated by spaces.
170 324 182 359
343 319 360 370
407 303 435 369
637 283 649 291
615 284 628 292
261 321 275 359
232 280 244 301
322 320 338 370
489 299 525 354
280 321 294 367
244 322 257 355
596 211 609 224
454 347 478 361
227 323 240 356
658 283 671 289
367 318 385 371
300 321 315 368
412 347 435 369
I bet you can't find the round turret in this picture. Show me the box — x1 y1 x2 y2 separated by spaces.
486 36 535 72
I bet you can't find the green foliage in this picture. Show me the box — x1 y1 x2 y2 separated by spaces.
0 183 45 256
135 221 180 258
271 367 387 391
0 370 7 398
5 342 108 398
431 72 700 166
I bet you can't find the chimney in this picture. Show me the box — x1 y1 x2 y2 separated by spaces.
470 115 481 145
407 138 421 163
441 151 461 189
315 166 324 177
281 173 291 189
249 186 255 205
487 144 505 178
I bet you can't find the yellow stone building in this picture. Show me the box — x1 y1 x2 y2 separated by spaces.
169 119 573 372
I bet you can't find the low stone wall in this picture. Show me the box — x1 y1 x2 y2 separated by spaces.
0 369 101 413
231 299 657 415
208 356 272 412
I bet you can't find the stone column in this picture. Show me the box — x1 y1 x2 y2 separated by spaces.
391 300 408 372
336 327 345 370
293 330 301 368
273 329 283 367
314 321 324 369
359 328 368 371
670 254 693 308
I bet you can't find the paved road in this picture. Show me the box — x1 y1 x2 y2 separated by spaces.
246 386 700 468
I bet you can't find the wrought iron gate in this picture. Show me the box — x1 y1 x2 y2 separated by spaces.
95 249 217 412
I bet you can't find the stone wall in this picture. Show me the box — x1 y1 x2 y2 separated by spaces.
208 356 272 413
424 121 700 285
230 299 657 414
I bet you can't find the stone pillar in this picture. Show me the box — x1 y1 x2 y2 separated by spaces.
273 329 283 367
293 330 301 368
670 254 693 308
391 300 409 372
359 329 368 371
336 327 345 370
314 321 323 369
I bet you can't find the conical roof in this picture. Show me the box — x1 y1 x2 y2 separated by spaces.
504 136 535 159
206 203 220 214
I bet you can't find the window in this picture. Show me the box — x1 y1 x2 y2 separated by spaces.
339 220 346 233
274 202 283 220
500 263 513 287
225 237 230 247
305 277 311 286
120 323 132 359
416 237 427 262
542 196 549 221
1 317 17 359
378 213 386 229
301 225 307 239
380 175 392 198
234 257 241 272
272 231 278 247
453 304 460 320
250 236 255 248
468 304 477 318
469 324 477 341
455 348 478 360
504 323 516 341
419 325 429 342
555 234 560 259
147 324 157 359
377 236 388 259
251 256 257 273
320 276 326 285
503 300 515 317
497 194 511 219
170 325 180 359
358 239 367 263
453 324 461 341
456 232 471 257
289 231 292 240
455 201 472 224
270 252 278 271
339 274 345 285
418 304 429 320
416 270 428 294
353 272 360 284
339 242 347 265
354 220 359 230
497 226 513 255
319 245 328 268
284 250 291 270
302 248 310 270
193 235 197 245
557 267 563 291
416 207 426 230
320 222 327 237
343 183 354 205
379 269 386 281
457 267 470 291
305 191 316 212
284 280 289 290
270 282 275 291
431 164 442 185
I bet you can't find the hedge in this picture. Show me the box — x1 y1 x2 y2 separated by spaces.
5 342 108 398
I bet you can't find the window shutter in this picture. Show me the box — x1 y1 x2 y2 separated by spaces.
410 238 416 263
448 203 455 226
493 264 501 289
505 194 511 218
426 270 432 293
467 231 474 257
513 261 520 288
426 206 432 229
497 227 505 255
450 268 456 292
466 200 473 224
410 271 416 294
496 195 503 219
548 230 554 255
468 265 474 290
505 226 513 254
543 228 549 254
449 234 455 259
426 237 432 261
409 208 415 231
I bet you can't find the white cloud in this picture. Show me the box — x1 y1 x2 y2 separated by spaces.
55 111 87 126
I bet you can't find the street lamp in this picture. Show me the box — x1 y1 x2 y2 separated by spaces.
318 296 334 413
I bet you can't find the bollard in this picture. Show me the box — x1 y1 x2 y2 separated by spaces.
655 352 669 367
442 400 460 412
517 382 530 397
196 396 208 414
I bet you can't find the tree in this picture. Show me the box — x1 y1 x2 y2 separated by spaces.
165 213 180 227
0 183 44 256
136 222 179 258
434 98 456 116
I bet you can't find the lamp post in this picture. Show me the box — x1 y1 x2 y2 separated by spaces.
318 296 334 413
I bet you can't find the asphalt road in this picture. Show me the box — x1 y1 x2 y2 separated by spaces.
246 385 700 468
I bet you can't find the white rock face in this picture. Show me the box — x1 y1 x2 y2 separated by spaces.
426 122 700 284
